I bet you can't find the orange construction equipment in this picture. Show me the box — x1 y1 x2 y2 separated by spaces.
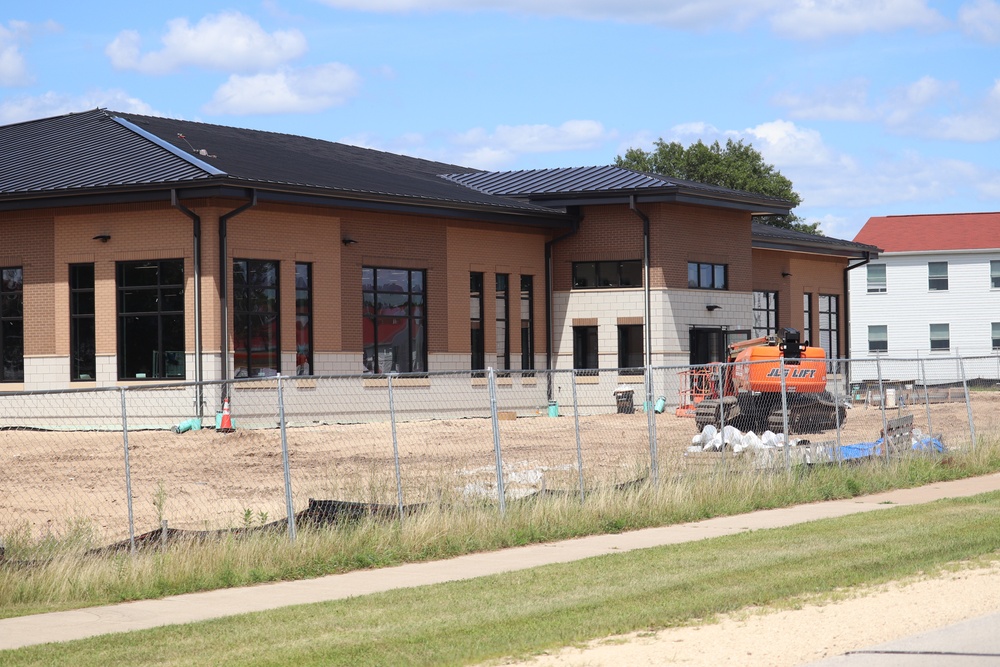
675 366 718 417
219 397 235 433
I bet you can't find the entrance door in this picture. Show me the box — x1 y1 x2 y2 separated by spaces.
689 328 750 365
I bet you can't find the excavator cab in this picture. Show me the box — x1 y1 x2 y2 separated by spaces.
779 327 802 363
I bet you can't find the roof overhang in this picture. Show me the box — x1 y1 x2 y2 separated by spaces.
752 236 880 260
521 188 792 217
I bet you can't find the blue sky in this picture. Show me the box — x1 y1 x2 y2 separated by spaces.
2 1 998 240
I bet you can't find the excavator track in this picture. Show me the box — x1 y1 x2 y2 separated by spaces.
695 392 846 434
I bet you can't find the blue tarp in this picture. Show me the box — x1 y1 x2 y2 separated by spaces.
837 436 945 461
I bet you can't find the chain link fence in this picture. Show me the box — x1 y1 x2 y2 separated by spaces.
1 355 993 560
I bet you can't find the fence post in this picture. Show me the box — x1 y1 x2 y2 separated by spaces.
920 359 933 442
717 363 727 464
488 367 506 514
276 376 296 543
779 357 791 470
958 356 976 451
831 359 843 466
646 365 659 485
876 356 889 461
570 370 585 503
120 388 136 554
388 374 405 520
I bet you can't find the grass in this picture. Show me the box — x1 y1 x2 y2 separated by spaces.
2 442 1000 623
4 492 1000 666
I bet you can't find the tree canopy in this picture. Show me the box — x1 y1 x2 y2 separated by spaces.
615 138 821 234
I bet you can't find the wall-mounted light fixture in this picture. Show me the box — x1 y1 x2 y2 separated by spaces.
342 237 358 246
781 271 792 278
706 304 721 312
92 234 111 243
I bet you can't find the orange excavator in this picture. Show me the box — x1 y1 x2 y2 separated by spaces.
690 328 846 434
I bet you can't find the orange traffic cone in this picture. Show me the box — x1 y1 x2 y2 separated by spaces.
219 397 235 433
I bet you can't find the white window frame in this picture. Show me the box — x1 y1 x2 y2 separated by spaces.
928 262 948 291
929 323 950 351
866 264 886 293
868 325 888 353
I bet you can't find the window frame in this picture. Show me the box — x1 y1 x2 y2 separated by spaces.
929 323 950 351
868 324 888 353
572 260 642 289
116 259 185 381
70 263 96 381
818 294 839 360
233 259 280 379
0 266 24 382
992 322 1000 350
362 266 427 375
752 290 778 338
991 261 1000 290
866 264 887 293
802 292 813 346
572 325 599 373
520 275 534 371
928 261 948 291
617 324 644 374
687 262 728 290
470 272 484 371
495 273 510 371
294 262 313 376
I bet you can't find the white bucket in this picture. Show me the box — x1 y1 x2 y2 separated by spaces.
886 388 897 408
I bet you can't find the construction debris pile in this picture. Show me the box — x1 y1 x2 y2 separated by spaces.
687 424 807 454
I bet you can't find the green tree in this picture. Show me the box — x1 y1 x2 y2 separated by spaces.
615 138 821 234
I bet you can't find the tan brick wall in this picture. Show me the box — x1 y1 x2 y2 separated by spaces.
551 202 753 292
1 212 55 357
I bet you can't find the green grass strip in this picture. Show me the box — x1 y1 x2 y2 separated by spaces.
6 492 1000 667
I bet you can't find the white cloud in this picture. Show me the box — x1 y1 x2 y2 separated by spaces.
773 79 875 122
0 20 58 87
769 0 946 39
0 90 157 125
958 0 1000 43
204 63 360 114
106 12 307 75
933 79 1000 141
452 120 611 168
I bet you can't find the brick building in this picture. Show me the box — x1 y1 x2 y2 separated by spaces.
0 110 878 394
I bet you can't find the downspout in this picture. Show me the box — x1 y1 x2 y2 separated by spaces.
629 196 652 369
843 251 873 389
544 212 581 402
219 190 258 400
171 190 204 420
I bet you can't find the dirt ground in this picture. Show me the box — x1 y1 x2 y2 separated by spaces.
503 561 1000 667
1 392 997 546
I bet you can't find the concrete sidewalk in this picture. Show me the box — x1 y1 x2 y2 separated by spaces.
3 473 1000 652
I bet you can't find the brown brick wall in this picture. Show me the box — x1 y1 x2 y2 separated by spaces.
1 213 55 356
551 202 752 292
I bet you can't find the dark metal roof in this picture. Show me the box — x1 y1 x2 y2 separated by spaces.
440 165 794 215
751 222 881 259
0 109 560 219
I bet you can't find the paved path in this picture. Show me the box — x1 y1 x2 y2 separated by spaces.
3 473 1000 654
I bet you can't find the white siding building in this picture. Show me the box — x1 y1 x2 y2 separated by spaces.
849 213 1000 383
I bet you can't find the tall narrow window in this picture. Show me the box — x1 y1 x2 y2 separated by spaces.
929 323 950 351
573 326 598 372
233 259 279 378
991 261 1000 289
803 292 813 346
117 260 185 380
617 324 643 373
294 263 312 376
928 262 948 291
867 264 886 293
470 272 484 371
520 275 534 371
752 290 778 337
70 263 96 381
362 267 426 374
1 267 24 382
495 273 509 371
818 294 839 360
993 322 1000 349
868 325 888 353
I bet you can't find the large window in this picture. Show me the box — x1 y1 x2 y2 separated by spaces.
752 290 778 337
295 263 312 376
495 273 509 371
991 261 1000 289
803 292 813 345
818 294 839 360
363 267 426 374
470 272 484 371
688 262 727 290
70 264 95 381
573 326 598 372
617 324 643 373
573 260 642 289
868 325 888 353
520 275 534 371
867 264 886 293
234 259 279 378
117 260 184 380
928 261 948 291
1 267 23 382
930 323 950 351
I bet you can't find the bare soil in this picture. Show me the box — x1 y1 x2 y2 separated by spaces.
1 393 996 546
505 562 1000 667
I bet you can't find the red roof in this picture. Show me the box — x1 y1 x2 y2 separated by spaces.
854 213 1000 252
